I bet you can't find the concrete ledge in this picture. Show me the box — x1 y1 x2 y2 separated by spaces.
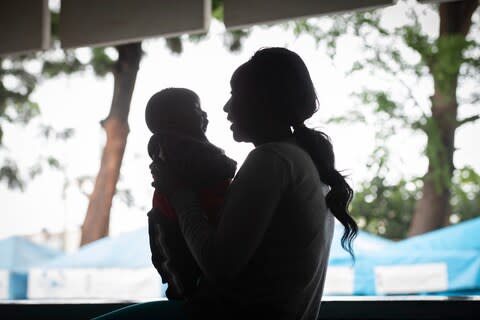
1 296 478 319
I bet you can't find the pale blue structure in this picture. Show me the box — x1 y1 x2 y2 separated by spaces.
352 217 480 295
329 223 393 263
37 227 166 298
40 227 151 269
7 217 478 299
0 236 61 299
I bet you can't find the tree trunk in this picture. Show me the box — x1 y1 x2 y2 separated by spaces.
408 90 457 236
408 0 478 236
80 43 142 246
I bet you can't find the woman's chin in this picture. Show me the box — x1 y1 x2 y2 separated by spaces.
230 124 250 142
232 131 242 142
231 128 244 142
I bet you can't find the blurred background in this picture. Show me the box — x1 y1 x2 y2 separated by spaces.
1 0 479 301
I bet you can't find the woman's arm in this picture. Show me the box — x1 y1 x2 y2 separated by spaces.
169 146 290 285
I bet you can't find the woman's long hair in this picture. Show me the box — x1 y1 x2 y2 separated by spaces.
237 47 358 258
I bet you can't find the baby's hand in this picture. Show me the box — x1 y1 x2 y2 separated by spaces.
150 160 184 195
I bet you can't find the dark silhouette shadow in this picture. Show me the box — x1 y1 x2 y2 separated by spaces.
226 47 357 255
94 48 358 320
145 88 236 300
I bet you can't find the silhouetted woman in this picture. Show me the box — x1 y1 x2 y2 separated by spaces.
153 47 358 319
94 47 357 320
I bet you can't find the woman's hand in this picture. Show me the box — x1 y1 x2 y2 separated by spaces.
150 160 185 196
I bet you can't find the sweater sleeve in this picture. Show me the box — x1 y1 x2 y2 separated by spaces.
170 146 290 285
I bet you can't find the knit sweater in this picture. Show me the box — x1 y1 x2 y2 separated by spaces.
169 140 334 319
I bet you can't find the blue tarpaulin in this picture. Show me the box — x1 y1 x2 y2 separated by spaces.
384 217 480 252
20 217 480 298
0 236 61 299
30 227 165 299
40 227 151 269
329 223 393 263
352 217 480 296
41 223 392 268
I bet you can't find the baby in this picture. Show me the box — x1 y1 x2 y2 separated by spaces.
145 88 236 300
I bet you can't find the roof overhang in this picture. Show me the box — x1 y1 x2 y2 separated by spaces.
0 0 461 57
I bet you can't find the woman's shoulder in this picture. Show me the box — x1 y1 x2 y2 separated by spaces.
253 139 310 163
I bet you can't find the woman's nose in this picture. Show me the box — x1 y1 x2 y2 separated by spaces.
223 98 231 113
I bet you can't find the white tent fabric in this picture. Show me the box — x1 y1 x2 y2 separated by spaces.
28 267 161 299
374 262 449 294
0 236 62 299
324 222 393 295
26 223 389 298
27 227 166 299
0 270 9 299
324 266 355 295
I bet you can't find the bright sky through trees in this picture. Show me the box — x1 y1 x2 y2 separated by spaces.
1 9 478 239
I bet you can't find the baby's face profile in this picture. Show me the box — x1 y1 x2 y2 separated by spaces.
192 100 208 133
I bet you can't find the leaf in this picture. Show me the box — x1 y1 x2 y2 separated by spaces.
188 33 208 43
116 188 135 207
47 156 61 169
42 55 85 78
12 100 41 124
347 61 365 75
29 164 43 179
0 161 24 190
212 0 224 21
223 29 250 52
56 128 75 140
165 37 183 55
326 111 367 124
374 92 397 115
90 48 115 76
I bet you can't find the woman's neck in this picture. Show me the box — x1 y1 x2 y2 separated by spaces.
252 127 293 146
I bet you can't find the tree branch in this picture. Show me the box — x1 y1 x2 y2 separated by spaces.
457 114 480 127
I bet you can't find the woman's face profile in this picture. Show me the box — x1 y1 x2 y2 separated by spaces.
224 62 273 144
224 85 255 143
223 95 242 142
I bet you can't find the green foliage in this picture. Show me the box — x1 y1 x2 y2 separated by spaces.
165 37 183 55
423 116 452 192
0 159 23 190
351 166 480 240
401 11 434 67
0 56 41 125
326 110 366 124
90 48 115 77
116 188 135 208
357 91 398 118
351 177 418 239
0 50 77 190
223 29 250 52
1 2 251 194
290 3 479 235
451 167 480 221
1 54 44 189
212 0 224 21
432 35 471 96
41 50 85 78
0 5 114 190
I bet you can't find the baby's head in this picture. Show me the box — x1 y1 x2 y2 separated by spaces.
145 88 208 137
